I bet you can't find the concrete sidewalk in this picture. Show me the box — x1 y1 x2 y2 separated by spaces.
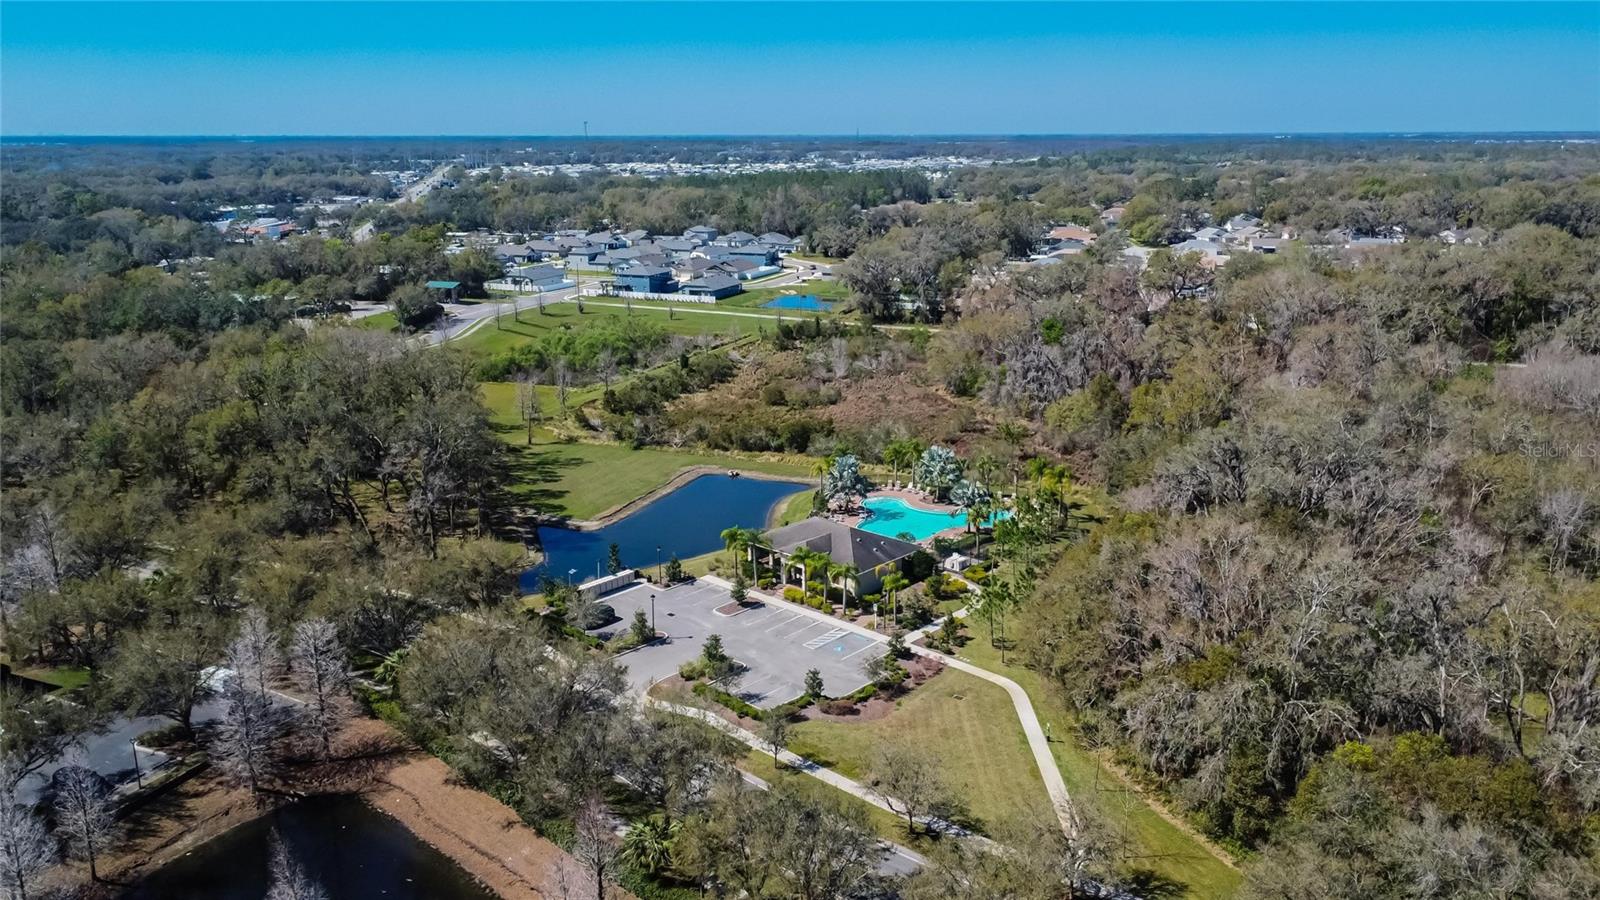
702 575 1079 838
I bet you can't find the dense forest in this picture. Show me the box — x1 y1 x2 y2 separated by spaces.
2 137 1598 899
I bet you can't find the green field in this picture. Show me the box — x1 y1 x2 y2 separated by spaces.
955 633 1242 897
786 668 1053 836
481 381 809 519
716 279 851 309
459 302 779 357
354 310 399 331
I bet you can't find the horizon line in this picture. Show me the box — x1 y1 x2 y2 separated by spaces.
5 130 1599 142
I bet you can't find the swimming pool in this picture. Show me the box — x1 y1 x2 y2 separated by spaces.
763 294 834 311
856 496 1007 542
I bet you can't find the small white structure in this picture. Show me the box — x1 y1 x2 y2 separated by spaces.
942 553 976 573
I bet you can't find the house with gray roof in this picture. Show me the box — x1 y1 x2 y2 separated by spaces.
718 230 758 247
613 265 677 294
757 517 923 598
621 229 650 245
684 225 719 244
681 273 743 300
757 232 798 253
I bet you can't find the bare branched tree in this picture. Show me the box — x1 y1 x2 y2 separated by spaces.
51 765 117 882
227 607 283 703
212 682 290 797
571 795 618 900
288 618 352 760
0 772 55 900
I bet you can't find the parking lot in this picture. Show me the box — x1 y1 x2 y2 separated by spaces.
591 579 886 708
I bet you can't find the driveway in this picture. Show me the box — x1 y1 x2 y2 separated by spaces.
593 579 886 708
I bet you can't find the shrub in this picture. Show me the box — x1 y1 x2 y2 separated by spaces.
820 698 858 716
136 723 188 748
783 586 807 604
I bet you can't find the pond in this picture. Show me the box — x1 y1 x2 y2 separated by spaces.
762 293 834 311
523 473 807 591
124 794 494 900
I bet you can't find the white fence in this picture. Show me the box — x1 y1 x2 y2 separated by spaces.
601 290 720 304
486 278 574 294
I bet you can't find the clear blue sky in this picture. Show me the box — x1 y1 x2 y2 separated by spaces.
2 1 1597 135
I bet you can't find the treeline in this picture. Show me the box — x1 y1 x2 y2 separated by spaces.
927 221 1600 889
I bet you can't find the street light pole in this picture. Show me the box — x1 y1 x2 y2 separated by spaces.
129 740 143 788
651 593 657 636
656 545 662 584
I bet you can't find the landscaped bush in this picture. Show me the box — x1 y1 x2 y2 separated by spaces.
963 565 988 584
820 698 859 716
782 586 807 604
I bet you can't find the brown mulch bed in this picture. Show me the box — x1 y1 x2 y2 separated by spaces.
803 654 945 723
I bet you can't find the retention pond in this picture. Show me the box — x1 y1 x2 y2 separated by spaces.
523 473 806 590
124 794 495 900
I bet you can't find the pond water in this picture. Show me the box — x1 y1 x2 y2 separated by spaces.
523 473 807 591
762 293 833 311
124 794 494 900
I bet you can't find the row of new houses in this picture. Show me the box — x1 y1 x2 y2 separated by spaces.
491 225 800 298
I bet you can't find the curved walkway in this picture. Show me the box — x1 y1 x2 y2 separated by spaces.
700 575 1078 838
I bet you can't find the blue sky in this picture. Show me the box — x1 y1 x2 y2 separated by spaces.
2 2 1597 135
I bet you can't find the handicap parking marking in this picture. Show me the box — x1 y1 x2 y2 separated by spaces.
804 627 851 650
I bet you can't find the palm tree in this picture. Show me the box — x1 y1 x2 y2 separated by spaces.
788 547 827 598
621 815 680 876
811 454 835 498
967 499 994 559
883 439 923 484
720 526 763 579
827 561 859 611
880 572 910 629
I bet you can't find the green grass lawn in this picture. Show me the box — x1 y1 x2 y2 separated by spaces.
954 632 1242 898
773 489 817 526
718 280 851 310
8 664 92 693
483 419 810 522
459 303 774 356
354 310 398 331
785 668 1052 836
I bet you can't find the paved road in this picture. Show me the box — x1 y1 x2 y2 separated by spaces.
16 695 228 805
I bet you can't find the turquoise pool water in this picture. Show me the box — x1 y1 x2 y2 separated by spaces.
856 496 1006 542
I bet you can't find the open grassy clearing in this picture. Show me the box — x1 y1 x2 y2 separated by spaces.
456 303 768 357
353 310 399 331
954 631 1243 898
785 668 1052 836
718 279 852 309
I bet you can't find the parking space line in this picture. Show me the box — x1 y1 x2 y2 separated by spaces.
840 641 881 661
781 619 824 638
765 613 803 632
